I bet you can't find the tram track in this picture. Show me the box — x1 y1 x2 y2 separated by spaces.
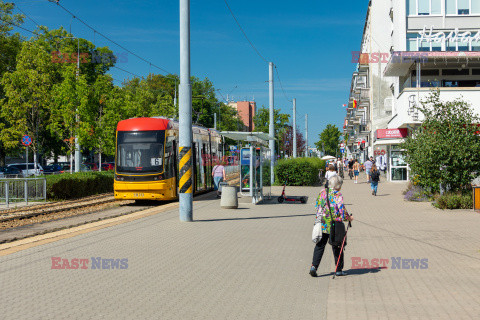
0 193 119 223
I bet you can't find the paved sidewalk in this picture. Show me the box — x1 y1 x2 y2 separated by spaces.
0 177 479 319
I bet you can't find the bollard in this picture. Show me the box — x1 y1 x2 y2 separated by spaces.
220 185 238 209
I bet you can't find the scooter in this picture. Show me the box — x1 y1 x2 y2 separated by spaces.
277 178 307 204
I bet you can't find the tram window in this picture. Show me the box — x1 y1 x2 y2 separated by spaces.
117 131 165 173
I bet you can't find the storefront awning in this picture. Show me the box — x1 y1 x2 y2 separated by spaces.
384 51 480 77
374 138 405 146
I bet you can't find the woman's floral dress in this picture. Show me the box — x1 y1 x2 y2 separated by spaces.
315 188 350 234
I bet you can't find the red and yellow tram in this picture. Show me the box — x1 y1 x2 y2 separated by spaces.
114 117 221 201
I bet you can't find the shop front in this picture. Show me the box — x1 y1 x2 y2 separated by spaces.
374 128 409 182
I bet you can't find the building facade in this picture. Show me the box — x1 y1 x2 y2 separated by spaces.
228 101 256 132
345 0 480 181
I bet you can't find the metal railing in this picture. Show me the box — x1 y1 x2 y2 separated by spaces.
0 178 47 208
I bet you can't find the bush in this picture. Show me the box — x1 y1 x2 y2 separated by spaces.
274 158 326 186
403 185 432 202
433 192 473 210
46 171 114 200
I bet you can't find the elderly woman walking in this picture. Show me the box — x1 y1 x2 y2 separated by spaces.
310 175 353 277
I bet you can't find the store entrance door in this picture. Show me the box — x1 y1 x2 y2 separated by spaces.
390 147 408 181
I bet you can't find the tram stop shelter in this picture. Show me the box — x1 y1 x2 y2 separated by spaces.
219 131 271 204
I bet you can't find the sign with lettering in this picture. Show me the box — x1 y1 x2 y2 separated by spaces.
418 26 480 44
376 128 408 139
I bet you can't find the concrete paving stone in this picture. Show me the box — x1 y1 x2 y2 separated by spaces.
0 175 479 319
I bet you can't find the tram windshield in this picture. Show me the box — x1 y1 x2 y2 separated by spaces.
117 131 165 173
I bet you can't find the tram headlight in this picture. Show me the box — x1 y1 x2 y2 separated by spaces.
116 175 124 181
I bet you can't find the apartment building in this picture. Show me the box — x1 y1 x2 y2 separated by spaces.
228 100 256 132
345 0 480 181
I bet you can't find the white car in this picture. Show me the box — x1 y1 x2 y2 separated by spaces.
7 163 44 176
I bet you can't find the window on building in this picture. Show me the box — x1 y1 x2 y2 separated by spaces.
472 40 480 51
458 0 470 14
446 0 456 14
431 41 442 51
431 0 442 14
407 33 418 51
409 0 443 15
408 0 417 15
473 0 480 14
442 69 469 76
418 0 430 14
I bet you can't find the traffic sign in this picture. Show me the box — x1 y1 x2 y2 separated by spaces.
22 135 32 146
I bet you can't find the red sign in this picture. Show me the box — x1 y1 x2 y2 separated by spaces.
376 128 408 139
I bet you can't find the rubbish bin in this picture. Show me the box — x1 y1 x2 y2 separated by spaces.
220 185 238 209
474 186 480 212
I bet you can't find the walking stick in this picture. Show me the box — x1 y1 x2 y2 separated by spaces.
332 219 352 279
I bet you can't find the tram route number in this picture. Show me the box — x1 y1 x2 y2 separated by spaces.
134 193 144 198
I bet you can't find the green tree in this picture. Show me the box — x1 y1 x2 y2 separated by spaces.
1 40 55 165
315 124 341 157
253 107 290 138
0 1 24 165
401 91 480 192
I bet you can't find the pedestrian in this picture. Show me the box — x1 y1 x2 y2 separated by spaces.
310 175 353 277
348 158 354 179
370 164 380 196
325 164 337 181
353 159 360 184
212 161 226 197
364 157 373 182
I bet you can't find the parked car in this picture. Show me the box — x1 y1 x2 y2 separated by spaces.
84 163 99 171
0 166 23 178
43 164 63 175
101 162 115 171
7 163 44 176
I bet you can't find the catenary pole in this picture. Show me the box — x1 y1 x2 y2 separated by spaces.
269 62 275 186
305 114 308 157
179 0 193 221
74 38 81 172
293 98 297 158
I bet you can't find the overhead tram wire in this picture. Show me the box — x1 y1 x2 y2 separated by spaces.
14 4 41 26
2 19 145 84
274 65 292 103
47 0 173 76
223 0 268 64
223 1 295 107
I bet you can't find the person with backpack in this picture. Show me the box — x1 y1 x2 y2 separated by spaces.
370 164 380 196
310 175 353 277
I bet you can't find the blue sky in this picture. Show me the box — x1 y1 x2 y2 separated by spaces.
12 0 368 145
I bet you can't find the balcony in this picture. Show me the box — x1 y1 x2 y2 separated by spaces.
387 87 480 129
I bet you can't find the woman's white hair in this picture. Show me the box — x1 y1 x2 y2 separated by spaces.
328 175 343 191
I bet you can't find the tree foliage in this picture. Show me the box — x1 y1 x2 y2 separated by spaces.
401 91 480 192
315 124 341 157
253 107 290 137
0 18 243 164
